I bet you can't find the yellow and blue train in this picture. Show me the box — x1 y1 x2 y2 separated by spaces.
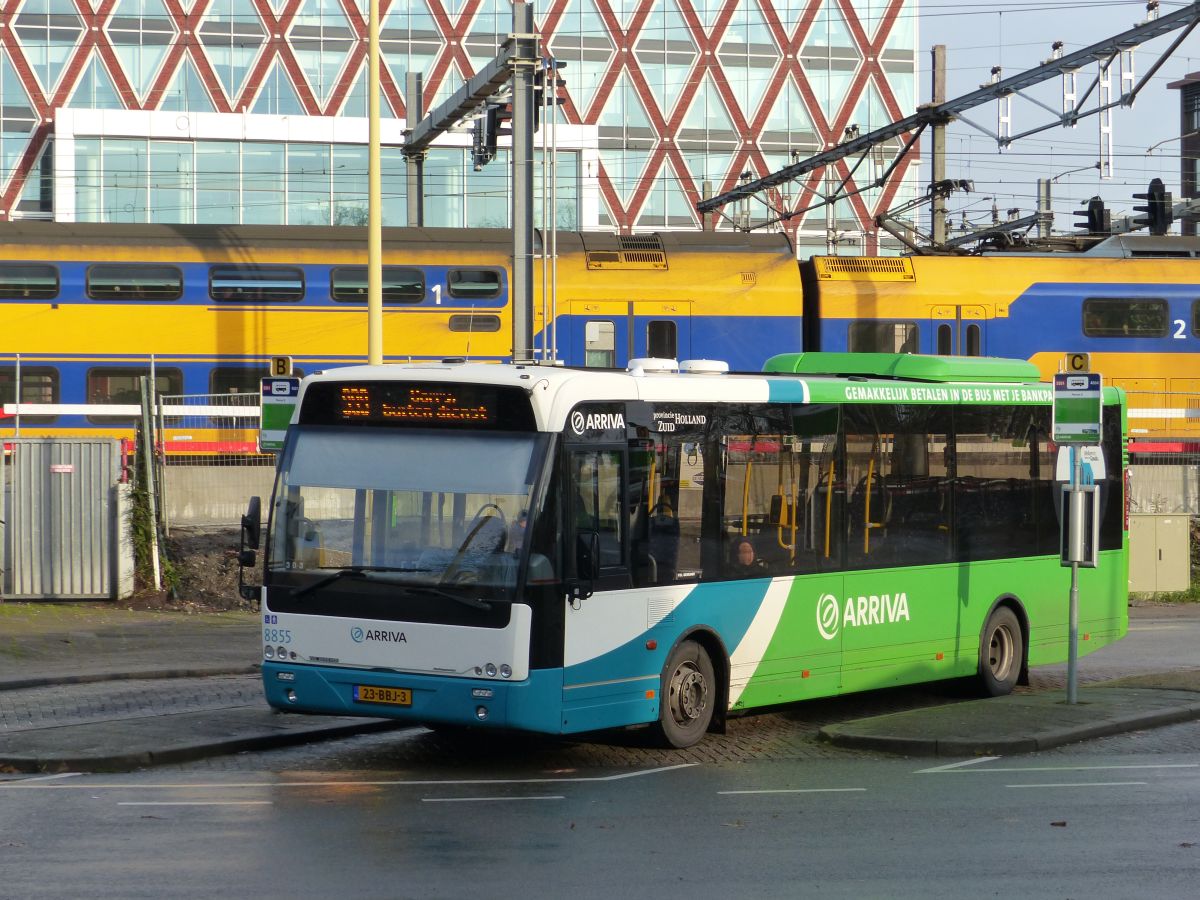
1 222 1196 453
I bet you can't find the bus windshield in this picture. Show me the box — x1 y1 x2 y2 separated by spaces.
269 426 548 595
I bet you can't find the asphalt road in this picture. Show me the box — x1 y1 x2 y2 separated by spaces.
2 606 1197 898
2 747 1196 899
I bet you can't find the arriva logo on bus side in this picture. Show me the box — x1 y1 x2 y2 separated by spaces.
571 411 626 434
816 592 911 640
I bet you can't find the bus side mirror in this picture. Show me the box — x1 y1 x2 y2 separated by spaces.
239 496 262 603
242 496 262 550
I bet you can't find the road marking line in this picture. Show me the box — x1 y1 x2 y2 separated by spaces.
926 763 1198 775
12 773 82 783
0 763 698 791
717 788 866 795
917 757 1000 773
1006 782 1147 789
117 801 274 806
422 796 564 803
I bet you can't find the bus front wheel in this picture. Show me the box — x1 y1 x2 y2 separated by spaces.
978 606 1023 697
655 640 715 748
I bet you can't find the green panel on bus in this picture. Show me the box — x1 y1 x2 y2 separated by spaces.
764 352 1042 384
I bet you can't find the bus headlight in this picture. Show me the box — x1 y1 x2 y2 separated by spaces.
485 663 497 677
500 664 512 678
264 645 275 659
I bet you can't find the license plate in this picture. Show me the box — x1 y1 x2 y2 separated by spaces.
353 684 412 706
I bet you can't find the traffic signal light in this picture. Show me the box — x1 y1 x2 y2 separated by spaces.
1132 177 1173 235
471 107 502 170
1073 197 1111 235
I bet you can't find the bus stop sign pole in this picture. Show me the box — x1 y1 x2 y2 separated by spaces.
1053 371 1102 705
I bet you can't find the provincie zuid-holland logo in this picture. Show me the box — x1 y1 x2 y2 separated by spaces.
816 592 911 641
571 410 625 435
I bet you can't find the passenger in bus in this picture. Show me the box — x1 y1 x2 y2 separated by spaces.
730 537 766 577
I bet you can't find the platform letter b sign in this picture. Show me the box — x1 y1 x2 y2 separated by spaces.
271 356 292 377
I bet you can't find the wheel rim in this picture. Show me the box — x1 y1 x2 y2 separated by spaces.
669 660 709 727
988 623 1015 682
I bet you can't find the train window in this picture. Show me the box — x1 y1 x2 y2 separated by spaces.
210 266 305 302
330 266 425 303
1082 298 1168 337
448 314 501 332
448 269 502 299
0 365 58 422
87 265 183 300
848 321 919 353
86 366 184 423
0 264 58 300
965 323 982 356
936 324 952 355
210 366 306 394
585 320 616 367
647 320 677 359
1193 300 1199 336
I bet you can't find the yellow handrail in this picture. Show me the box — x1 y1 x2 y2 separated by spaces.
823 458 834 558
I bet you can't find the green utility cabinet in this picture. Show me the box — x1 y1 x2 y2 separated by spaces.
1128 514 1191 593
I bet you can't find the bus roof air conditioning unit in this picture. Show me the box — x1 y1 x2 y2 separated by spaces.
627 358 679 375
679 359 729 375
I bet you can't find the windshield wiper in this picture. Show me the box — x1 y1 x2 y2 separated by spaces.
290 566 429 600
289 568 497 610
400 585 493 611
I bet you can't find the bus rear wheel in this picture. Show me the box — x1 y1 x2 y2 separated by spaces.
655 640 715 749
978 606 1023 697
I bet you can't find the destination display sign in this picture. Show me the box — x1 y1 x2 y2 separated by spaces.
298 381 536 431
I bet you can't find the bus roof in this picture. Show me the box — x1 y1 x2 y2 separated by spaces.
763 352 1043 384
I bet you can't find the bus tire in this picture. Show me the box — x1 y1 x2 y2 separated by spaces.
655 640 715 749
978 606 1023 697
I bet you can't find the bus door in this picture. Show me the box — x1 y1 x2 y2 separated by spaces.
632 301 692 362
930 305 987 356
562 442 651 730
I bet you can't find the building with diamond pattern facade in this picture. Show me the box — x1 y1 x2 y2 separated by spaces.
0 0 917 252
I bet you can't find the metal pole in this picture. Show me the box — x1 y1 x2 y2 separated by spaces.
510 1 537 363
405 73 424 227
550 69 559 362
540 61 549 362
367 0 383 365
1067 447 1082 704
13 353 19 436
139 376 162 592
930 45 948 245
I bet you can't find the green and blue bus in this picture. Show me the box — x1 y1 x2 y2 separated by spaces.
243 353 1128 748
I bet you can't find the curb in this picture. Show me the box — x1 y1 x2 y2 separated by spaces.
0 708 407 774
0 665 262 693
819 689 1200 757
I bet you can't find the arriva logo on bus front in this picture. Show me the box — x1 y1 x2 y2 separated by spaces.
816 592 911 641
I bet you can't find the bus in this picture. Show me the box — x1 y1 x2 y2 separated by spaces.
241 353 1128 748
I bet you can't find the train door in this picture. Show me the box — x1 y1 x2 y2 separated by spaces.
567 302 630 368
566 301 692 368
930 305 987 356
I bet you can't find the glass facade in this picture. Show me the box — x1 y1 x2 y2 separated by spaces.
2 0 916 244
72 138 578 229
